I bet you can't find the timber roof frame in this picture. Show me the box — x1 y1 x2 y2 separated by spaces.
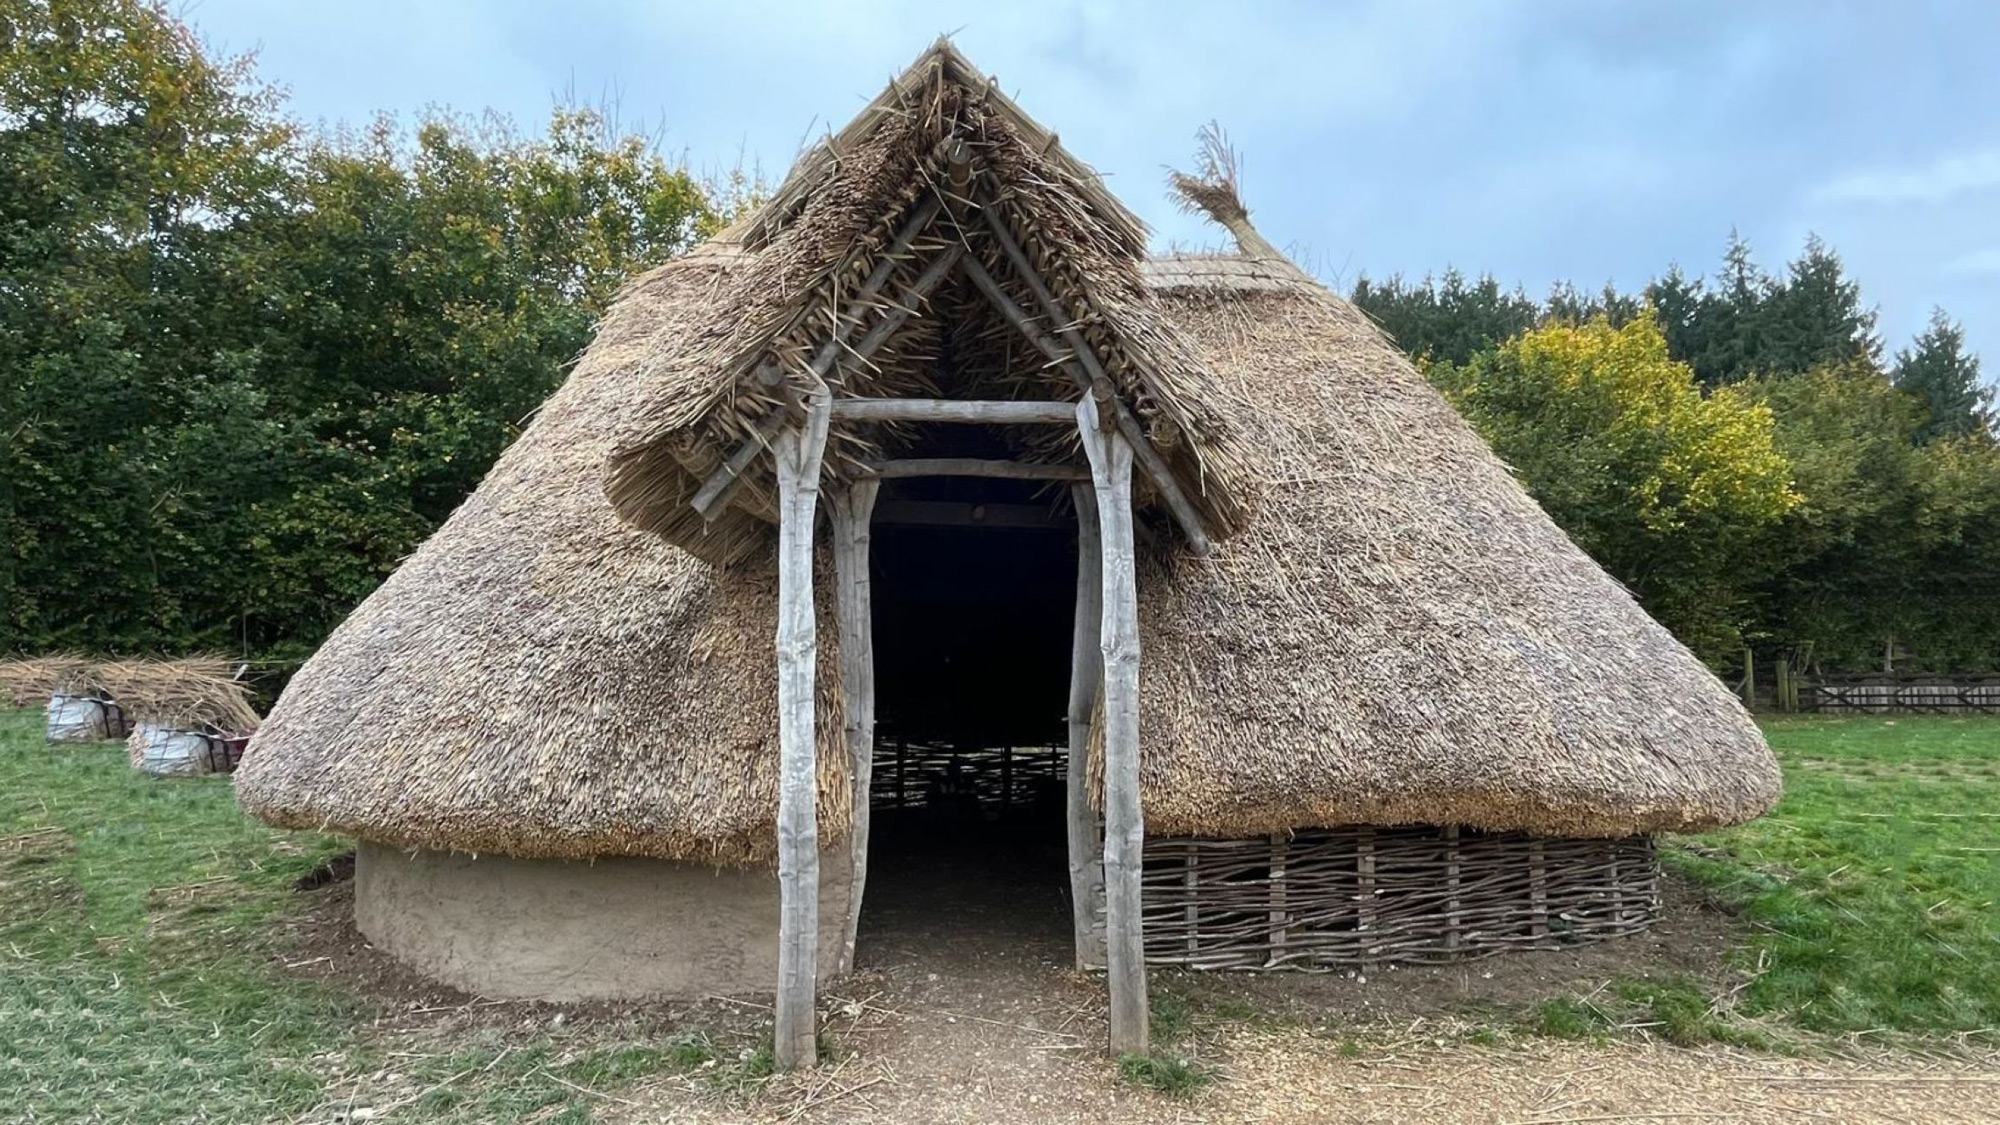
686 133 1217 552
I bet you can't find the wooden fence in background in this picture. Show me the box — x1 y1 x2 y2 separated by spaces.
1803 675 2000 715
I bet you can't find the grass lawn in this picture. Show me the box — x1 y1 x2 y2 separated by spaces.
3 708 1996 1121
1671 716 2000 1037
0 709 761 1124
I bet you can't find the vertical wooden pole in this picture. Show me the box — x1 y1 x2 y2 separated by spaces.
831 477 879 977
1741 648 1755 708
1606 844 1624 927
1357 826 1377 970
1077 396 1147 1057
1267 833 1288 968
1066 480 1107 970
1529 838 1549 946
773 395 832 1071
1444 825 1462 956
1183 849 1200 956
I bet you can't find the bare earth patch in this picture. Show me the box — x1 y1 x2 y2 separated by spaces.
593 991 2000 1125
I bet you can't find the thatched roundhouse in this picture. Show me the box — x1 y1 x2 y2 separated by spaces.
238 43 1777 1061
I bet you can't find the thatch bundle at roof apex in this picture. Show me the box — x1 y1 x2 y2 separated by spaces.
236 41 1778 864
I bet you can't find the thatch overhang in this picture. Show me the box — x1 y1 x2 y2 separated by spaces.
236 247 854 865
600 40 1254 563
237 41 1778 865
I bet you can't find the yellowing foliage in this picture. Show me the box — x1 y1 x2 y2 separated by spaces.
1430 315 1798 657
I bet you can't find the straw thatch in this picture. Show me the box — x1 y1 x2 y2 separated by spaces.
3 655 259 730
237 41 1778 864
87 657 260 732
601 40 1254 564
236 245 853 865
1104 257 1775 838
0 655 87 709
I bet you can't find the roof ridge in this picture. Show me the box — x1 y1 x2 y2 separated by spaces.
744 38 1145 250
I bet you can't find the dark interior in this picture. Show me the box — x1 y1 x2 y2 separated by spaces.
872 504 1072 747
856 467 1078 970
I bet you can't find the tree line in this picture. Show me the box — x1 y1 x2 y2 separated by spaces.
1356 238 1998 674
2 1 718 662
4 2 1994 679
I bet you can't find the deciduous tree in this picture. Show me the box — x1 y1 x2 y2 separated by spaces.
1427 315 1798 658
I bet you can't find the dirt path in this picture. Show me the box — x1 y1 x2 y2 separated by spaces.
614 1012 2000 1125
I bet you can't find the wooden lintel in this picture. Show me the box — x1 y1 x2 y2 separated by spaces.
830 397 1075 424
872 500 1067 530
864 458 1088 481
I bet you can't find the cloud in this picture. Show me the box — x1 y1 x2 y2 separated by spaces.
1811 150 2000 205
1944 248 2000 276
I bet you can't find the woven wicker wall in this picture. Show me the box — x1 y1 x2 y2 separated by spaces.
1141 827 1659 970
870 740 1661 970
870 735 1065 811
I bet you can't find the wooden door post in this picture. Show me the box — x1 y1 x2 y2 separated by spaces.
773 393 833 1071
1066 481 1107 970
1076 396 1148 1056
831 477 881 975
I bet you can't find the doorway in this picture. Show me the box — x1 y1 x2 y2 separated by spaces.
855 474 1078 970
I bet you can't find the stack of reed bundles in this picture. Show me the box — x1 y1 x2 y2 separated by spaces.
95 657 260 775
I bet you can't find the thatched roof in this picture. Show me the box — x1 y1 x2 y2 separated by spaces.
82 657 260 731
600 40 1254 564
237 42 1777 863
0 655 86 709
1120 261 1774 838
237 245 853 864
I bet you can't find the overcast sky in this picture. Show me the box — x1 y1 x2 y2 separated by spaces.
188 0 1998 377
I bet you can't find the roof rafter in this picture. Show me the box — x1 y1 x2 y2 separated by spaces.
959 254 1215 555
690 197 954 519
693 139 1214 554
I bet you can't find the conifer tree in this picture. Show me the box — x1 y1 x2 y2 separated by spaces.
1647 266 1706 370
1761 234 1880 376
1894 308 1994 444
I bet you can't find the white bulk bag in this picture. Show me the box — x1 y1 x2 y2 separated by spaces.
46 693 120 742
128 722 228 777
